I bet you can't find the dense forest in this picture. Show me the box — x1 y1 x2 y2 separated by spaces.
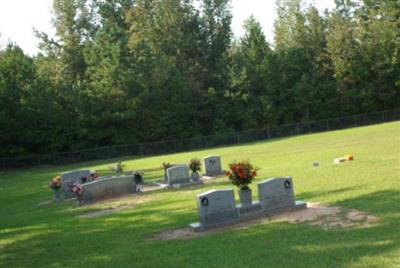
0 0 399 157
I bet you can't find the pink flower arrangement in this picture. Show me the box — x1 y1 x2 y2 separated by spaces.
70 183 83 195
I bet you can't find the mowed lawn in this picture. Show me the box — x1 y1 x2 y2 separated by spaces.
0 122 399 268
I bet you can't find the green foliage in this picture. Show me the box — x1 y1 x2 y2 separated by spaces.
0 0 398 157
189 157 201 172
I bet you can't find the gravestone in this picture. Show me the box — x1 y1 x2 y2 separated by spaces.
203 155 223 176
191 177 307 231
61 170 92 198
166 165 191 185
80 175 136 203
163 163 177 180
193 189 239 229
257 177 296 211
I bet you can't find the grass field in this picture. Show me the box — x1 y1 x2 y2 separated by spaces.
0 122 399 267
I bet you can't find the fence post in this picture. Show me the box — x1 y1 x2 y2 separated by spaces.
354 115 358 126
267 128 271 139
296 124 300 135
174 140 177 152
236 133 240 144
381 111 385 122
38 155 41 166
325 120 329 130
204 137 209 148
139 143 144 155
1 158 5 170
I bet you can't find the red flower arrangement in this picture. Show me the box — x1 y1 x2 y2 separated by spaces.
226 160 258 190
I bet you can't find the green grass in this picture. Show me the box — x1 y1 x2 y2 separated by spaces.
0 122 399 268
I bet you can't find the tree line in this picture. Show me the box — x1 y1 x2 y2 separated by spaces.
0 0 399 157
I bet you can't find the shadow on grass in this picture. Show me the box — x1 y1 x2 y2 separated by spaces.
1 190 399 267
296 185 364 201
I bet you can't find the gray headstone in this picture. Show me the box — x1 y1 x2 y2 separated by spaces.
166 165 190 185
61 170 92 198
203 155 223 176
257 177 295 211
80 175 136 203
196 189 238 226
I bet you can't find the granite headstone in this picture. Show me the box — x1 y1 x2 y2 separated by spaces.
257 177 295 211
203 155 223 176
166 165 191 185
196 189 239 227
61 170 91 198
80 175 136 203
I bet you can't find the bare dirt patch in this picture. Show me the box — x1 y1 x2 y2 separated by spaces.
77 194 158 218
151 202 379 240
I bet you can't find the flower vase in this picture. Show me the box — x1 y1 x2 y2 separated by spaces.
53 188 61 202
238 188 252 207
76 193 83 205
191 171 200 182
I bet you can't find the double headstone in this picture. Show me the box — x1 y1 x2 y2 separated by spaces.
203 155 223 176
80 175 137 203
61 170 92 198
191 177 306 231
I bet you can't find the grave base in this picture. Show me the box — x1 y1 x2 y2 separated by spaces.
237 201 262 217
202 171 225 178
169 180 204 189
190 200 307 232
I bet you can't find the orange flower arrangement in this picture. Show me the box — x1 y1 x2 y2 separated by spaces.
49 176 62 190
226 160 258 190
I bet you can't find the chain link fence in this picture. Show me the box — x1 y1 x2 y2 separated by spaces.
1 109 399 170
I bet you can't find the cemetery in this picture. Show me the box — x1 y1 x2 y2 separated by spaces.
0 122 399 267
1 0 399 265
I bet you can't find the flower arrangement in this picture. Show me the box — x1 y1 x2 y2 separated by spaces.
80 176 88 184
70 182 83 195
162 162 173 180
49 176 62 190
226 160 258 190
189 158 201 173
116 161 124 173
134 172 144 184
90 170 99 181
162 162 172 171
